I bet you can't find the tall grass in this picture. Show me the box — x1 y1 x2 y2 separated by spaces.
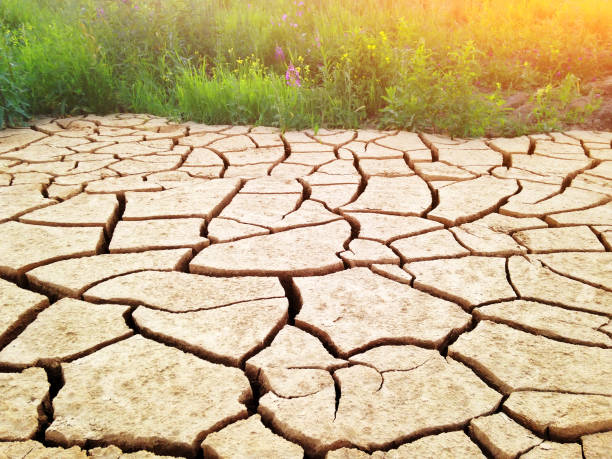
175 60 316 127
1 0 115 120
1 0 610 134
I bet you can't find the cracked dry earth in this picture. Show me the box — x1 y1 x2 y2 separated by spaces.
0 115 611 459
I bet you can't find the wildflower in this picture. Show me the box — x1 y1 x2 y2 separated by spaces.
315 36 321 48
285 64 301 87
96 7 105 18
275 46 285 61
282 14 288 21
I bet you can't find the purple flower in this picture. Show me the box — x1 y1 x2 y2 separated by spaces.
96 7 105 18
315 36 321 48
285 64 301 87
282 14 288 21
275 46 285 61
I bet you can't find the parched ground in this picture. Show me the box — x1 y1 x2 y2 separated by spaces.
0 114 611 459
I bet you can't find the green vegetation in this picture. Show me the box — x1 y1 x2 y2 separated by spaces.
1 0 609 135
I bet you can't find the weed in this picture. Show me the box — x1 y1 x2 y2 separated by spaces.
379 42 509 137
527 74 601 132
0 28 29 128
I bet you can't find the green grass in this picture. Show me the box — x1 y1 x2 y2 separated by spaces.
1 0 610 135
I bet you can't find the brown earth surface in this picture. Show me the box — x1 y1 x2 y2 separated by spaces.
0 114 611 458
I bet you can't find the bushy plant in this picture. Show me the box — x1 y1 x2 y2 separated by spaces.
0 28 29 128
527 74 601 132
379 42 509 137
